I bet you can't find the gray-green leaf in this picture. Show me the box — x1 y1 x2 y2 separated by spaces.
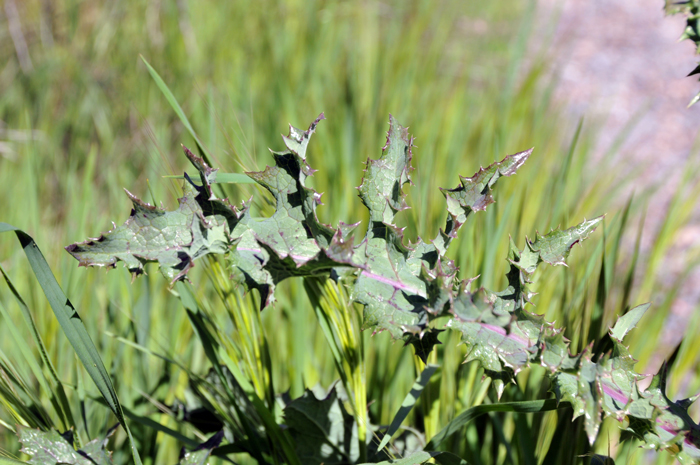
66 148 242 284
18 427 113 465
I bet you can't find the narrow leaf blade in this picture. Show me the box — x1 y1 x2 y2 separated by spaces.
377 364 438 452
163 172 256 184
140 55 214 165
0 224 142 464
425 399 568 450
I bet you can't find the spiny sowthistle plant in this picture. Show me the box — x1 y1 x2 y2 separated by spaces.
64 115 700 464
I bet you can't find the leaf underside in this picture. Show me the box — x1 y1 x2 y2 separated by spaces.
18 426 113 465
67 115 700 461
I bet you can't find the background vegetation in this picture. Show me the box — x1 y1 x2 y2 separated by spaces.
1 0 699 463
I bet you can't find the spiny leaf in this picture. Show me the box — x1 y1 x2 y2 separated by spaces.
65 149 242 283
66 115 358 302
441 148 531 227
550 352 602 442
228 113 358 308
66 115 527 358
358 115 413 225
612 362 700 461
352 116 423 339
352 117 530 358
551 305 648 444
444 217 602 398
610 303 650 341
17 426 113 465
284 387 360 465
447 289 551 399
528 217 603 267
447 280 700 456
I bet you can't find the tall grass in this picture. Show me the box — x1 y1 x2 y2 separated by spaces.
1 1 698 463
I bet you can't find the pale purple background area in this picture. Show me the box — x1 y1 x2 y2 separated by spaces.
539 0 700 371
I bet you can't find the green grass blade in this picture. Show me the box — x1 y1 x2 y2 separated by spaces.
0 265 76 435
489 412 515 464
176 281 296 465
304 277 354 399
0 457 28 464
307 286 351 394
606 194 634 293
621 208 645 312
377 364 438 452
0 352 51 428
89 395 199 448
140 55 213 166
75 354 90 441
513 412 537 465
550 117 582 226
425 399 570 450
163 173 255 184
0 300 67 430
105 332 189 372
0 223 142 465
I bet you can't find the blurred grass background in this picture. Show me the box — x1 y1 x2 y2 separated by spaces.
1 0 699 463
